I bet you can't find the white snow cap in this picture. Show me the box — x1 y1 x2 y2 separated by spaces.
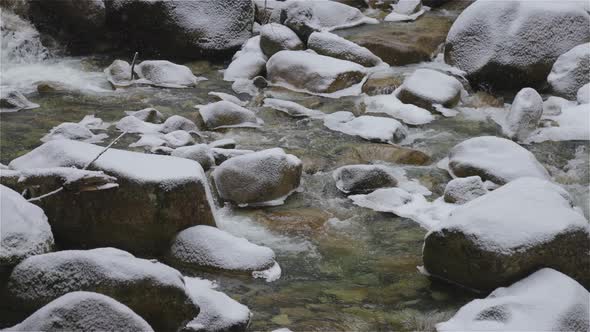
224 36 267 81
363 94 435 125
324 111 407 144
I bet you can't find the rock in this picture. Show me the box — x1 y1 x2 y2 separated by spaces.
172 145 215 171
198 101 263 129
107 0 255 58
211 148 254 166
505 88 543 142
208 139 236 149
0 185 54 267
0 90 39 113
8 140 216 256
208 92 246 107
6 248 199 331
422 0 450 7
8 292 154 332
385 0 424 22
363 94 435 125
254 0 283 24
36 81 80 95
134 60 200 88
324 112 407 144
161 130 195 148
267 50 366 93
104 60 135 87
169 225 276 272
307 31 381 67
548 43 590 100
335 143 431 166
332 165 398 194
448 136 550 185
445 1 590 90
260 23 304 58
212 148 302 205
160 115 198 133
263 98 324 118
437 269 590 331
41 122 107 143
224 36 267 81
361 68 403 96
116 115 161 134
397 69 462 111
125 107 164 123
423 177 590 291
542 96 575 116
578 83 590 104
443 176 487 204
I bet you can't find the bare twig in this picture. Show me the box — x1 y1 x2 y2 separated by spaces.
130 52 138 81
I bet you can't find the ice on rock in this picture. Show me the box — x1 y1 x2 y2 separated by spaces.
324 111 408 144
208 92 246 106
1 185 54 267
198 100 263 129
260 23 304 58
184 277 252 332
385 0 425 22
363 94 435 125
134 60 203 88
443 176 487 204
577 83 590 104
527 103 590 143
125 108 164 124
437 269 590 332
307 31 382 67
8 291 154 332
397 69 463 112
332 164 398 194
172 145 215 171
263 98 324 118
224 36 267 81
548 43 590 100
448 136 550 185
504 87 543 142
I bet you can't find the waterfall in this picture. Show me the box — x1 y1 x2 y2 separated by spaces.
1 10 49 65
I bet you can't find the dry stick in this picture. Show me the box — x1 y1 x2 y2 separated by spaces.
130 52 138 81
27 131 128 202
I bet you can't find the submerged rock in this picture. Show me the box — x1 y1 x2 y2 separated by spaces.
307 31 381 67
397 69 462 111
423 177 590 291
8 140 217 256
505 88 543 142
333 165 398 194
260 23 304 57
212 148 302 205
335 143 431 166
445 1 590 90
548 43 590 100
443 176 487 204
8 291 154 332
0 90 39 113
6 248 199 331
198 101 263 129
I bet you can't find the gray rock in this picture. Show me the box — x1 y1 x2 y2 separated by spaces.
443 176 487 204
260 23 304 57
125 108 165 124
198 101 262 130
578 83 590 104
211 148 254 165
548 43 590 100
133 60 200 88
160 115 198 133
332 165 398 194
307 31 381 67
505 87 543 142
172 145 215 171
397 69 462 111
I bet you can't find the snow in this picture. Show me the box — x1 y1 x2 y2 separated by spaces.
170 225 277 272
307 31 381 67
543 96 575 116
0 90 40 113
125 108 164 123
443 176 487 204
577 83 590 104
363 94 435 125
437 268 590 332
260 23 304 57
232 79 259 96
211 148 254 165
224 36 267 81
263 98 325 118
282 0 378 32
208 92 246 106
184 277 251 332
198 101 263 129
504 87 543 141
41 116 109 143
429 177 589 253
547 42 590 99
323 111 408 144
134 60 203 88
116 115 162 134
171 145 215 171
1 185 54 266
252 261 282 282
527 104 590 143
208 139 236 149
397 69 463 107
160 115 198 133
16 167 117 189
385 0 426 22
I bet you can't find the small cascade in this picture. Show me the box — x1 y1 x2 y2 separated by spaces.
1 10 49 65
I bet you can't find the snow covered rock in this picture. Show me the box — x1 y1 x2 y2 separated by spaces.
224 36 267 81
0 185 54 267
324 112 407 144
548 43 590 100
445 1 590 90
263 98 324 118
104 59 134 87
443 176 487 204
527 103 590 143
363 94 435 125
333 165 398 194
307 31 381 67
169 225 276 273
211 148 255 166
208 92 246 107
116 115 161 134
41 122 108 143
542 96 574 116
172 145 215 171
397 69 462 112
134 60 200 88
6 248 198 331
8 140 216 256
125 107 164 123
361 68 403 96
161 115 198 133
212 148 302 205
0 90 40 113
505 87 543 142
578 83 590 104
260 23 304 57
8 291 154 332
198 101 263 129
423 177 590 291
438 269 590 331
384 0 425 22
267 51 366 93
107 0 255 58
448 136 549 185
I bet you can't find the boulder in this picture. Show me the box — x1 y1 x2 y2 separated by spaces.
8 292 154 332
169 225 276 272
160 115 198 133
307 31 381 67
208 92 246 107
448 136 550 185
198 101 263 129
423 177 590 291
208 139 237 149
324 112 407 144
332 165 398 194
211 148 255 166
334 143 431 166
263 98 324 118
385 0 424 22
504 88 543 142
104 60 134 87
0 185 54 268
578 83 590 104
548 43 590 100
0 90 39 113
172 145 215 171
443 176 487 204
41 122 107 143
125 107 164 123
267 51 366 93
259 23 304 57
445 1 590 90
7 140 216 256
224 36 267 81
254 0 283 24
212 148 302 205
133 60 200 88
106 0 255 58
397 69 463 111
363 94 435 125
5 248 199 331
437 269 590 331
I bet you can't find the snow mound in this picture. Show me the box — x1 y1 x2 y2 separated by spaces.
116 115 162 134
307 31 381 67
263 98 324 118
224 36 267 81
548 42 590 100
363 94 435 125
527 104 590 143
443 176 487 205
198 100 263 129
324 111 407 144
41 115 109 143
172 145 215 171
504 87 543 142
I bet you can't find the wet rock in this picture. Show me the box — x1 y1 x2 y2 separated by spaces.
443 176 487 204
8 140 216 256
8 291 154 332
361 68 403 96
125 107 164 124
548 43 590 100
224 36 267 81
36 81 79 95
423 177 590 292
333 165 398 194
260 23 304 58
0 185 54 268
578 83 590 104
307 31 381 67
448 136 549 185
324 112 407 144
172 145 215 171
336 143 431 166
253 75 269 89
505 88 543 142
6 248 199 331
198 101 263 129
212 148 302 205
267 51 366 93
397 69 462 111
445 1 590 90
133 60 201 88
0 90 39 113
